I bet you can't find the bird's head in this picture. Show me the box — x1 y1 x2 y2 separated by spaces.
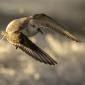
6 17 29 33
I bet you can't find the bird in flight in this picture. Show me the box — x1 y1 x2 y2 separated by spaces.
1 13 80 65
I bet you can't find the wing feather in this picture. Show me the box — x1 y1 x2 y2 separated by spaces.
29 13 80 42
12 33 57 65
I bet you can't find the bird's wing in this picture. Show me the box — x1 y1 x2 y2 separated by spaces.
13 33 57 65
29 13 80 42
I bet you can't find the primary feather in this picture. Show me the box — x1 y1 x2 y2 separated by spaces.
2 31 57 65
15 32 57 65
28 13 80 42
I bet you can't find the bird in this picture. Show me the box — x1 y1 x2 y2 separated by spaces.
1 13 80 65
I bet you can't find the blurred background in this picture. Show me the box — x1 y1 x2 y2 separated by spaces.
0 0 85 85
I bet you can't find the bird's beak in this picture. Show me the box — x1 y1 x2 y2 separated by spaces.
0 31 7 41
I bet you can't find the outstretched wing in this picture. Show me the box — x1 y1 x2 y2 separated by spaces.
13 33 57 65
29 13 80 42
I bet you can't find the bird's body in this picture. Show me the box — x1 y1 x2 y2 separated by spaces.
1 13 80 65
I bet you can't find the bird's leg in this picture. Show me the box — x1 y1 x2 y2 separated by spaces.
37 28 44 34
